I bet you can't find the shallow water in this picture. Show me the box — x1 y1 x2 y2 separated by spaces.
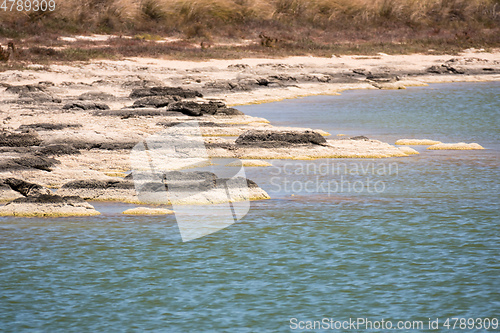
1 82 499 332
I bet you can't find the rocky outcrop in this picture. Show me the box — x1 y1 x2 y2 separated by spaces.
166 100 228 116
235 130 327 147
427 64 465 75
19 123 82 131
5 84 47 94
2 178 52 196
57 179 137 202
0 179 23 202
0 156 58 172
0 195 100 217
38 144 81 156
0 129 42 147
131 96 178 108
93 108 167 118
15 91 61 104
77 92 117 101
0 178 100 217
130 86 203 99
62 102 110 111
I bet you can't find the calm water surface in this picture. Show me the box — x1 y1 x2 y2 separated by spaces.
1 82 499 332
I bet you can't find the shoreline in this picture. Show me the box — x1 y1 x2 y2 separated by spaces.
0 51 498 215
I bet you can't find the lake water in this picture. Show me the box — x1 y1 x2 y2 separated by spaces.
1 82 499 332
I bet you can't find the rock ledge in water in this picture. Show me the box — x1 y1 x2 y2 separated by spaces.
427 142 484 150
0 178 100 217
235 130 327 147
0 195 100 217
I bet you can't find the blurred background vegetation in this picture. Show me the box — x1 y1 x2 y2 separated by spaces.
0 0 499 60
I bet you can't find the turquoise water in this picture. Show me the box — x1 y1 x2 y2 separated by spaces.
1 82 499 332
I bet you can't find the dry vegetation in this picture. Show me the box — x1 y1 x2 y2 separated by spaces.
0 0 499 63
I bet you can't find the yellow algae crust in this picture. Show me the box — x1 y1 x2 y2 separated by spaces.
427 143 485 150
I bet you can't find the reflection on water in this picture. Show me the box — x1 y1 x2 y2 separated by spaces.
1 82 499 332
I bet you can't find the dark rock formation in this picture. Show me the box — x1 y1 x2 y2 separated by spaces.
19 123 82 131
63 102 110 111
366 73 399 83
350 136 369 141
38 144 80 156
5 84 46 94
2 178 52 197
61 179 135 190
77 92 116 101
131 96 178 108
427 64 465 74
204 80 256 91
167 101 216 116
215 107 244 116
130 86 203 99
235 130 327 147
167 100 228 116
17 91 61 103
0 156 59 172
0 129 42 147
93 108 167 118
0 193 100 217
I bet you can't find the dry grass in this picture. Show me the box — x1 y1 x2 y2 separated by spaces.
0 0 499 62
